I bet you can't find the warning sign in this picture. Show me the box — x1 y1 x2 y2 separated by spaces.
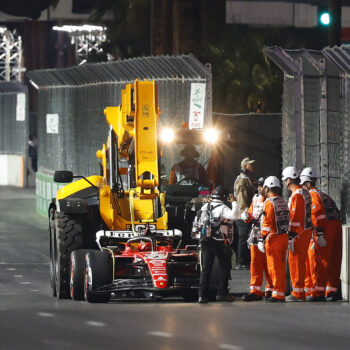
46 114 59 134
16 93 26 121
189 83 206 130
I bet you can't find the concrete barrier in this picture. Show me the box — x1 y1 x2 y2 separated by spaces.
35 171 64 217
341 225 350 301
0 155 26 187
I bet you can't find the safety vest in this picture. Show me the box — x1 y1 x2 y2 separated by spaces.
174 163 200 185
310 189 341 221
289 188 313 230
251 194 265 220
265 196 290 234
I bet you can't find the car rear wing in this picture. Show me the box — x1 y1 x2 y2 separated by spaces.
96 229 182 250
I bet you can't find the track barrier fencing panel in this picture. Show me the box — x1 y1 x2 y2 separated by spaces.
0 82 28 187
265 46 350 300
264 46 350 222
27 54 212 216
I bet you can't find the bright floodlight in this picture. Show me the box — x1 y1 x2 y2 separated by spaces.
52 25 106 33
320 12 330 26
204 128 218 144
0 26 7 34
160 128 175 143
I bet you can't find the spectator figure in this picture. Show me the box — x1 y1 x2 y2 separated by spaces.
233 157 256 269
169 144 209 186
28 134 38 173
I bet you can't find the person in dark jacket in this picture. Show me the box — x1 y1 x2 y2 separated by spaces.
193 186 239 303
233 157 256 269
168 144 209 186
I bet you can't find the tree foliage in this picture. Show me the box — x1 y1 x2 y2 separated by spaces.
202 28 283 114
89 1 329 114
202 24 328 113
91 0 150 59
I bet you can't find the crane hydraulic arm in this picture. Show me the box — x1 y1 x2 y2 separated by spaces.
97 80 168 234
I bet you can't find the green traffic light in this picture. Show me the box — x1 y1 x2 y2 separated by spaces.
319 12 331 26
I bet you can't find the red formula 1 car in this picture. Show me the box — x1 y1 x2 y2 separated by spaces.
69 229 200 303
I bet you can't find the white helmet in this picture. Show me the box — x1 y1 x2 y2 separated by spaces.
263 176 281 188
300 167 318 178
281 166 300 181
300 175 312 185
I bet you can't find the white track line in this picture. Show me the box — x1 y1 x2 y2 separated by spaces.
147 331 174 338
37 312 55 318
219 344 243 350
86 321 106 327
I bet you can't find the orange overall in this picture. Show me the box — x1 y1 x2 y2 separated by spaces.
288 186 313 300
304 188 342 297
246 195 273 296
304 189 327 297
261 195 289 301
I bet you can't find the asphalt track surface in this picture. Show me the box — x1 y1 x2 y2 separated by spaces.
0 186 349 350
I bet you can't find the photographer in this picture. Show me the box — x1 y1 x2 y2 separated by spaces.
193 186 239 303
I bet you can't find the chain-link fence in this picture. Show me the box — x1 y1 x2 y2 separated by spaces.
213 112 282 191
264 46 349 223
27 55 212 215
0 81 28 155
28 54 212 177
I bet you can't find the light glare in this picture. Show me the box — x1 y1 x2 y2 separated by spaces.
160 128 174 143
320 13 330 26
204 128 218 144
52 25 106 33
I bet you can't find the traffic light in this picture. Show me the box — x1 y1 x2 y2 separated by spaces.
318 7 331 26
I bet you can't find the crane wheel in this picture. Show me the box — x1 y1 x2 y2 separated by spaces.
54 212 84 299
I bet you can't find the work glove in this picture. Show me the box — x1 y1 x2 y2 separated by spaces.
316 228 327 247
257 236 266 253
288 231 297 253
240 208 249 222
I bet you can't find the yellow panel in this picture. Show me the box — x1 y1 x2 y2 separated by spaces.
134 80 160 188
56 175 103 200
133 198 154 221
96 144 107 180
98 80 168 231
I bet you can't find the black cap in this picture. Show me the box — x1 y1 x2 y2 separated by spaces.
211 186 227 199
258 177 265 186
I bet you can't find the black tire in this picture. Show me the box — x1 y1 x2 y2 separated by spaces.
49 207 57 297
54 212 84 299
70 249 93 301
84 250 112 303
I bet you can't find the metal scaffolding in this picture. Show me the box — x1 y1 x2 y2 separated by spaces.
53 25 108 65
0 27 23 82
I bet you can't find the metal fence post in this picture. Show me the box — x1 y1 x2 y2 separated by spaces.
294 57 304 171
319 58 329 192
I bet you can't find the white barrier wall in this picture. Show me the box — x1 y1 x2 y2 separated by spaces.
341 225 350 301
0 155 25 187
